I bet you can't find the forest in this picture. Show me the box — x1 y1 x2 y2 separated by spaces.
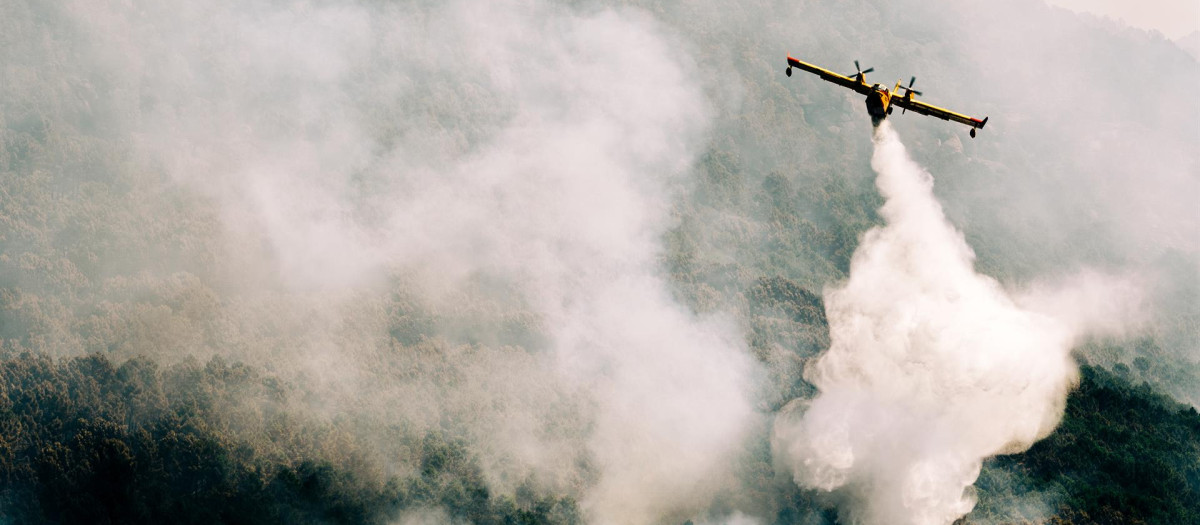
1 0 1197 523
3 332 1196 523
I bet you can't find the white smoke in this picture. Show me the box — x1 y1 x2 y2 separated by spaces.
772 122 1142 525
693 511 765 525
60 0 760 522
390 507 464 525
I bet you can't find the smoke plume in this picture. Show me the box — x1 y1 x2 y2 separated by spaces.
772 122 1141 524
52 0 760 522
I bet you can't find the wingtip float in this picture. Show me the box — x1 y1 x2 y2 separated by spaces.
786 55 989 138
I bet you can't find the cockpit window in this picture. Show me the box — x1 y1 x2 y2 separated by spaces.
875 84 888 92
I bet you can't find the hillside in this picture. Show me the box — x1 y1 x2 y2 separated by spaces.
1 0 1196 523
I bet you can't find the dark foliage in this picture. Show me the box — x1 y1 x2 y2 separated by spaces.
0 352 579 525
972 365 1200 525
749 276 827 328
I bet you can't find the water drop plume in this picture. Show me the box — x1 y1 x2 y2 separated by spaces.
772 122 1136 525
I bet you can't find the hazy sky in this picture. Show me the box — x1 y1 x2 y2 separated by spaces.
1044 0 1199 39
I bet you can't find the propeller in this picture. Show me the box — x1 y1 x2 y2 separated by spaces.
902 76 923 96
848 60 874 79
900 76 921 115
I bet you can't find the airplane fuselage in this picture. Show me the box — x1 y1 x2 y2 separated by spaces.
866 84 891 123
864 82 908 124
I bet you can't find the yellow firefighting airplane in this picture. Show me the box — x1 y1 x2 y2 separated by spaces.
786 55 989 138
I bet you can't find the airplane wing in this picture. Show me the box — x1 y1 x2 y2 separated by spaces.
890 96 988 130
787 56 872 96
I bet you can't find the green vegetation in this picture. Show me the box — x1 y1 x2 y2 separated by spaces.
4 351 1196 524
970 365 1200 525
0 352 579 525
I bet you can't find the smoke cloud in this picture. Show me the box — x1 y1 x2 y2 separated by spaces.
51 0 761 522
771 122 1142 524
